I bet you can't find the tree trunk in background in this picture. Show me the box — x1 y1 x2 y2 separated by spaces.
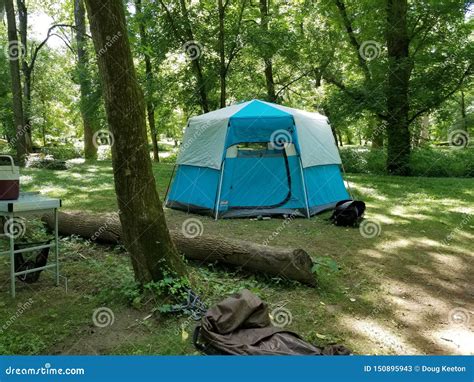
5 0 27 166
74 0 98 160
84 0 187 283
0 0 5 19
179 0 209 113
259 0 277 103
218 0 226 108
16 0 32 152
135 0 159 162
460 90 467 132
385 0 411 175
371 119 384 148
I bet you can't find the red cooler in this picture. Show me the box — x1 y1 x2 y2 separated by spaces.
0 155 20 200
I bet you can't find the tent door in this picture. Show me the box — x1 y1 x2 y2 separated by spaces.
226 144 292 210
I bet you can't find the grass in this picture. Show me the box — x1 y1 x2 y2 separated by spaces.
0 161 472 355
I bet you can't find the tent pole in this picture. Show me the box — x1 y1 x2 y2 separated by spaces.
299 157 311 219
214 160 226 220
340 162 354 199
164 163 177 205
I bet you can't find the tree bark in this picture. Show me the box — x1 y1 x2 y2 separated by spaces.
84 0 187 283
74 0 98 160
5 0 27 166
42 211 316 286
385 0 411 175
135 0 159 162
259 0 277 103
16 0 32 152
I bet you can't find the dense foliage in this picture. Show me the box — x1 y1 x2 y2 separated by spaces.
0 0 472 174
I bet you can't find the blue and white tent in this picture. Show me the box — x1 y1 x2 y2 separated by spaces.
166 100 350 219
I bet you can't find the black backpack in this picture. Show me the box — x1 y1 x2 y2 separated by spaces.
330 200 366 227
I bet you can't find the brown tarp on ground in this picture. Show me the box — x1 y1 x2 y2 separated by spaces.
194 289 350 355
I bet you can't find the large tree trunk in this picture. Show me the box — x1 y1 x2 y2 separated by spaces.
135 0 159 162
84 0 187 283
16 0 32 152
5 0 27 166
74 0 98 160
385 0 411 175
259 0 277 103
42 211 316 286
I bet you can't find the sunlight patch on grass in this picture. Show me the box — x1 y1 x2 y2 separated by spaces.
340 316 418 354
433 328 474 355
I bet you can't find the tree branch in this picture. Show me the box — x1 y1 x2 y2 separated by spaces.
334 0 371 81
157 0 186 44
28 24 86 74
408 64 472 125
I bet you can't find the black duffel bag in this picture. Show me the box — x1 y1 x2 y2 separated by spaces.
329 199 366 227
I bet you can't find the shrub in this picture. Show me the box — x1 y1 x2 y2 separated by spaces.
340 146 473 177
40 145 82 160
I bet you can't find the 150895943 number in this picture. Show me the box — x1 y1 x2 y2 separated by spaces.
363 365 413 372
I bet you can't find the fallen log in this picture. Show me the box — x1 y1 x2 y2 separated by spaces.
42 211 316 286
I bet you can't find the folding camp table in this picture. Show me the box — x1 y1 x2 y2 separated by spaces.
0 192 61 298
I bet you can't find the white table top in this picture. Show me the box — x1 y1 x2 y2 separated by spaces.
0 192 61 213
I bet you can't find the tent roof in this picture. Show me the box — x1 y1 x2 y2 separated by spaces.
190 99 327 122
179 100 340 170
